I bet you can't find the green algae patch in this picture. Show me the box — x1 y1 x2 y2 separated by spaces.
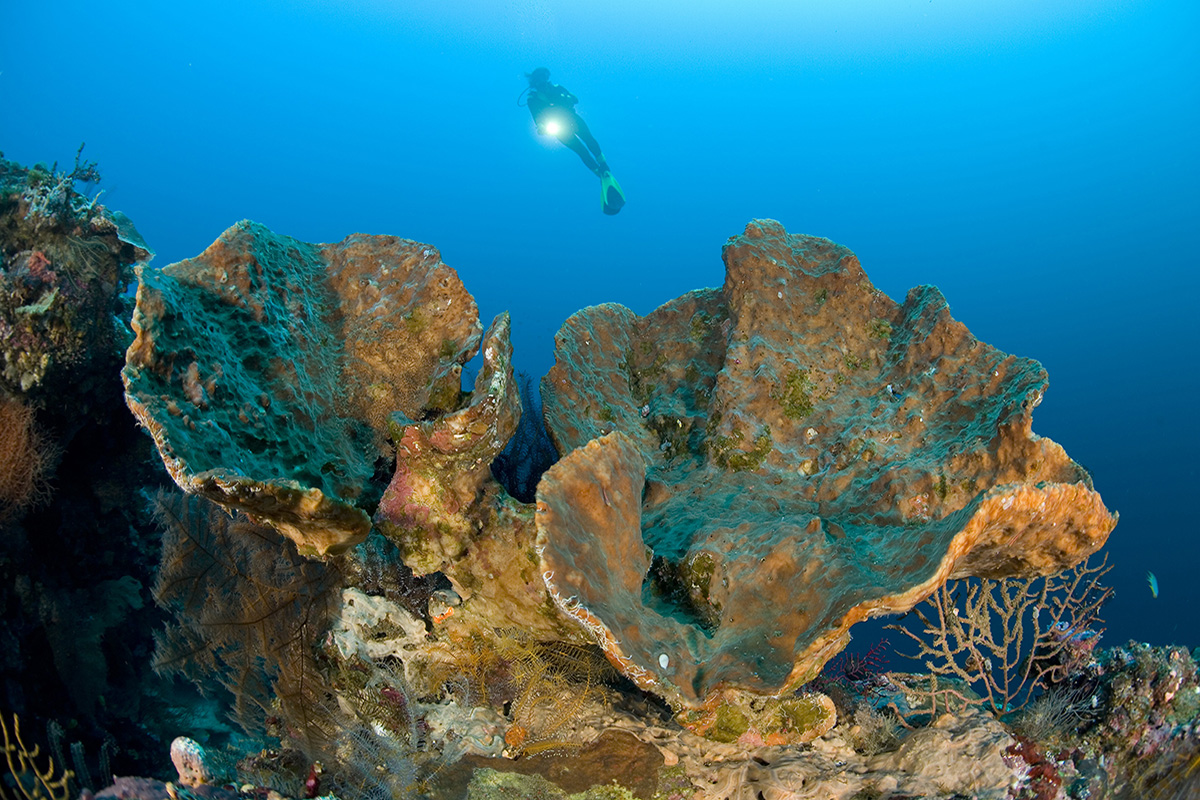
689 309 716 342
705 415 773 472
708 703 750 743
678 691 837 745
777 694 836 737
467 769 638 800
772 367 815 419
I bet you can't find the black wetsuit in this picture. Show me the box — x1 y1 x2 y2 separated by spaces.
527 82 608 176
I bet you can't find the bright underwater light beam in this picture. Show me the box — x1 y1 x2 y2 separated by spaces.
543 119 562 136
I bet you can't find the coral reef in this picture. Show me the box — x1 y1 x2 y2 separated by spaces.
0 151 149 403
102 213 1143 796
534 219 1115 708
1076 642 1200 795
0 152 183 780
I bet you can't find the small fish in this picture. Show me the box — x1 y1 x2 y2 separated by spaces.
1147 571 1159 598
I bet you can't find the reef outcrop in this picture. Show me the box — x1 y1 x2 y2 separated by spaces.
1 153 150 406
124 215 1115 717
535 219 1116 708
123 221 485 556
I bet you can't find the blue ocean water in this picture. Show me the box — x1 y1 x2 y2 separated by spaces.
2 0 1196 651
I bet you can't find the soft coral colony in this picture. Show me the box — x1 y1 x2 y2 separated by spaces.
12 151 1199 798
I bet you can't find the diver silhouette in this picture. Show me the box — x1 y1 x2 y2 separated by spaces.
520 67 626 215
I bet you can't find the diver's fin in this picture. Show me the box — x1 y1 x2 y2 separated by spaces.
600 170 626 215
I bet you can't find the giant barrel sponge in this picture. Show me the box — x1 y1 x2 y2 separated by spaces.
535 219 1116 709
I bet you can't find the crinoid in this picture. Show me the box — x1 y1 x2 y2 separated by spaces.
436 630 513 710
451 633 614 760
44 235 114 291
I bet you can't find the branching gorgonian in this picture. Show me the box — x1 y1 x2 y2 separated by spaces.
886 553 1112 718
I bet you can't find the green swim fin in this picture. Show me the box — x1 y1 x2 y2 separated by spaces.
600 170 626 215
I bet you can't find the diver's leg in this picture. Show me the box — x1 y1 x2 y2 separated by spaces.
558 133 603 176
573 117 608 172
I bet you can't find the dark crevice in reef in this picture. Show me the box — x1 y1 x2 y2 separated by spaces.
642 553 721 637
490 370 558 503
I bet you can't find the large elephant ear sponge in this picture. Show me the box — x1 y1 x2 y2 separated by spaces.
0 395 53 518
122 220 483 557
537 219 1116 708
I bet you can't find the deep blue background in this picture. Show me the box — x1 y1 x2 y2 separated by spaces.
2 0 1196 649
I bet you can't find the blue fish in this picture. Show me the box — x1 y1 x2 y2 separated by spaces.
1147 571 1159 598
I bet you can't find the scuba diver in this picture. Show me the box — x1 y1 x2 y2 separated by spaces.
520 67 626 215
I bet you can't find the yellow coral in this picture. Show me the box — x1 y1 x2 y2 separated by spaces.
0 714 73 800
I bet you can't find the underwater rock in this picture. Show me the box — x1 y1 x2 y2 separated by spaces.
536 218 1116 707
456 730 663 798
123 221 484 556
868 706 1018 798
